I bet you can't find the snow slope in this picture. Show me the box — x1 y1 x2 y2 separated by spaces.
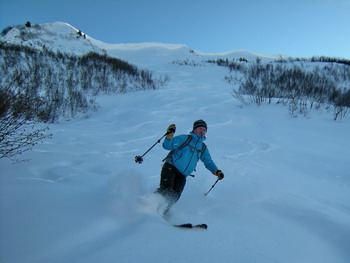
1 23 350 263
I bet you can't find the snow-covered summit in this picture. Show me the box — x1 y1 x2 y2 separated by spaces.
1 22 104 55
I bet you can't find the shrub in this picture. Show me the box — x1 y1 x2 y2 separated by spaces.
0 87 51 160
225 58 350 120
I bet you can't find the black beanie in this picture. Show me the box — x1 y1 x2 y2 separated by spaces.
193 119 207 130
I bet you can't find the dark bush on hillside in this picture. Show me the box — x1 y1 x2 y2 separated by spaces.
221 58 350 120
0 42 169 122
1 26 13 37
0 87 51 160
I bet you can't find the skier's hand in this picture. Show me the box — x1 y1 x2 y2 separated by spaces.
214 170 224 180
166 124 176 139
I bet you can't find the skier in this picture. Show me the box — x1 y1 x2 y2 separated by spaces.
156 119 224 218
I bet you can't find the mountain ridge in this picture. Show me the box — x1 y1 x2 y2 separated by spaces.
1 21 284 63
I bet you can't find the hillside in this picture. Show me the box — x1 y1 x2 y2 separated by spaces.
1 22 349 123
1 22 350 263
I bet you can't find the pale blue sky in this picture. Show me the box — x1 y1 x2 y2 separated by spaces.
1 0 349 58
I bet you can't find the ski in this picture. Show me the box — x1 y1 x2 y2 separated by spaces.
174 223 208 229
193 224 208 229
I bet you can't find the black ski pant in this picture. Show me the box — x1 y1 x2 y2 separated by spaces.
156 162 186 212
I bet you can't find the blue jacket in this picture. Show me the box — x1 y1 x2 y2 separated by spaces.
163 132 218 176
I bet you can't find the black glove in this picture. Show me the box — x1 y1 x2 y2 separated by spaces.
214 170 224 180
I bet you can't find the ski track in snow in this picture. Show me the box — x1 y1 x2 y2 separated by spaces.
1 40 350 263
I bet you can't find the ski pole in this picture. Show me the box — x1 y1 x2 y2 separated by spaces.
134 129 174 164
204 178 219 196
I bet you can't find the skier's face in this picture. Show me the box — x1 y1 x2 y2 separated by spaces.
193 126 207 136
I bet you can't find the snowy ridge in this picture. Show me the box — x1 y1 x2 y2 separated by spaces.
93 41 189 50
1 22 280 64
195 48 283 60
1 22 350 263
